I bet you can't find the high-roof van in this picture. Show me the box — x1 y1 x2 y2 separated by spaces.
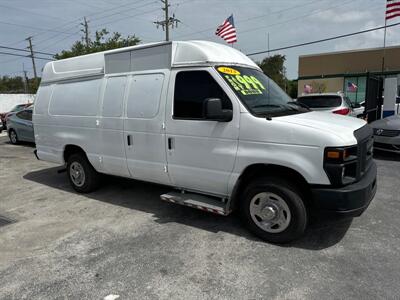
33 41 377 243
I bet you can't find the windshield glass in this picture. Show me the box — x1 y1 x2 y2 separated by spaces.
11 104 26 112
216 66 308 117
297 95 342 108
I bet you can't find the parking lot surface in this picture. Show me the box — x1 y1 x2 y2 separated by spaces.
0 135 399 299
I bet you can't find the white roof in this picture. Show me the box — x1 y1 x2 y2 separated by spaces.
41 40 258 83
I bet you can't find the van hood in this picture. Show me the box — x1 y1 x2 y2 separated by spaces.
276 111 367 143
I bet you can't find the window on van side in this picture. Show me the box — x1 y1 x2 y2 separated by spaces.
127 74 164 119
102 76 126 117
49 79 101 116
173 71 232 119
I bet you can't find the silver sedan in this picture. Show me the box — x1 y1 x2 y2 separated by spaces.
7 108 35 144
371 114 400 153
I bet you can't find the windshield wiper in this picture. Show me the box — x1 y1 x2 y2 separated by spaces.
252 104 283 109
286 101 310 110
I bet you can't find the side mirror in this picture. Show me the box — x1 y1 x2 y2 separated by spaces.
352 102 361 108
204 98 233 122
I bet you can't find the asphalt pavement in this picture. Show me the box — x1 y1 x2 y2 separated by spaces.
0 135 399 299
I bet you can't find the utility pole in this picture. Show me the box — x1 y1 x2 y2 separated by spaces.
26 37 37 80
81 17 90 47
22 63 28 93
154 0 180 41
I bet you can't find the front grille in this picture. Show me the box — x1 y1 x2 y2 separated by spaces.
373 128 400 137
354 125 374 180
374 142 400 151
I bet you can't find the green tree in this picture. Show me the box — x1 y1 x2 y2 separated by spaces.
55 29 141 59
287 79 298 99
257 54 287 90
0 76 38 94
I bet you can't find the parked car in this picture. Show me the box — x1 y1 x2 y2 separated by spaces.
353 101 365 118
370 114 400 153
33 41 377 243
7 107 35 144
296 93 359 116
1 103 33 130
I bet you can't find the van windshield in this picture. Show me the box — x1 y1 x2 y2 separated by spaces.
216 66 309 117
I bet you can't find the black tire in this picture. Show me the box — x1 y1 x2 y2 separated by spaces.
240 177 308 244
8 129 19 145
66 153 100 193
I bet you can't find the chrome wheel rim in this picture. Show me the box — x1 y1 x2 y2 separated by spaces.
10 131 17 143
249 192 291 233
70 162 85 187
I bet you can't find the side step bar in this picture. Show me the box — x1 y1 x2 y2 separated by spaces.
160 191 231 216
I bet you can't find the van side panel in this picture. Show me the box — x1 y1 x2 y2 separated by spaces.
33 84 61 163
123 72 170 185
99 76 130 177
34 77 103 169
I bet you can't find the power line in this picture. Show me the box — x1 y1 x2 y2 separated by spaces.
0 20 80 35
92 4 160 28
0 3 70 22
90 0 153 23
238 0 365 35
0 51 53 61
2 0 151 47
36 1 159 51
247 21 400 56
0 45 55 56
174 0 330 39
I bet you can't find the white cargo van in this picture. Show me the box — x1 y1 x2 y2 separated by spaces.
33 41 377 243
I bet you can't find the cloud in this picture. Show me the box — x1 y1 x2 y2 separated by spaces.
313 9 372 23
334 20 400 51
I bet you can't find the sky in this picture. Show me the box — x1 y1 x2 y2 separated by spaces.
0 0 399 79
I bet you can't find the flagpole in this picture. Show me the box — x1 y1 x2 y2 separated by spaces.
382 17 387 73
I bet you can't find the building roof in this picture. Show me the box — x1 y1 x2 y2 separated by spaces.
299 44 400 58
41 40 258 83
298 44 400 78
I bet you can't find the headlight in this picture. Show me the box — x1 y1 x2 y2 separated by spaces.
324 146 358 186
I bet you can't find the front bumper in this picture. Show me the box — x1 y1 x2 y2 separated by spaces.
311 161 377 217
373 135 400 153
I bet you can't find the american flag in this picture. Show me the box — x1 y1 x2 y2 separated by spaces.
386 0 400 21
347 81 358 92
215 15 237 44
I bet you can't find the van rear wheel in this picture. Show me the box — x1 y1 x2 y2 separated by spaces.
67 153 100 193
241 177 307 244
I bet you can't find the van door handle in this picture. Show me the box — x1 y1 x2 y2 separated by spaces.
168 137 174 150
127 134 132 146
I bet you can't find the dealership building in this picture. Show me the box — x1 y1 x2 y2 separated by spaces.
297 45 400 104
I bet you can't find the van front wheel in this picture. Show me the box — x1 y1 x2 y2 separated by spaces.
67 153 100 193
241 177 307 243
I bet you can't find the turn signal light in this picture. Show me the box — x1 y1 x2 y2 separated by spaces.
333 108 350 115
326 150 341 159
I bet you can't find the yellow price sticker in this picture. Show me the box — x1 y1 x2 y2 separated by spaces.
224 74 266 96
218 66 241 75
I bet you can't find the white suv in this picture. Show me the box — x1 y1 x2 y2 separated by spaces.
297 93 360 117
